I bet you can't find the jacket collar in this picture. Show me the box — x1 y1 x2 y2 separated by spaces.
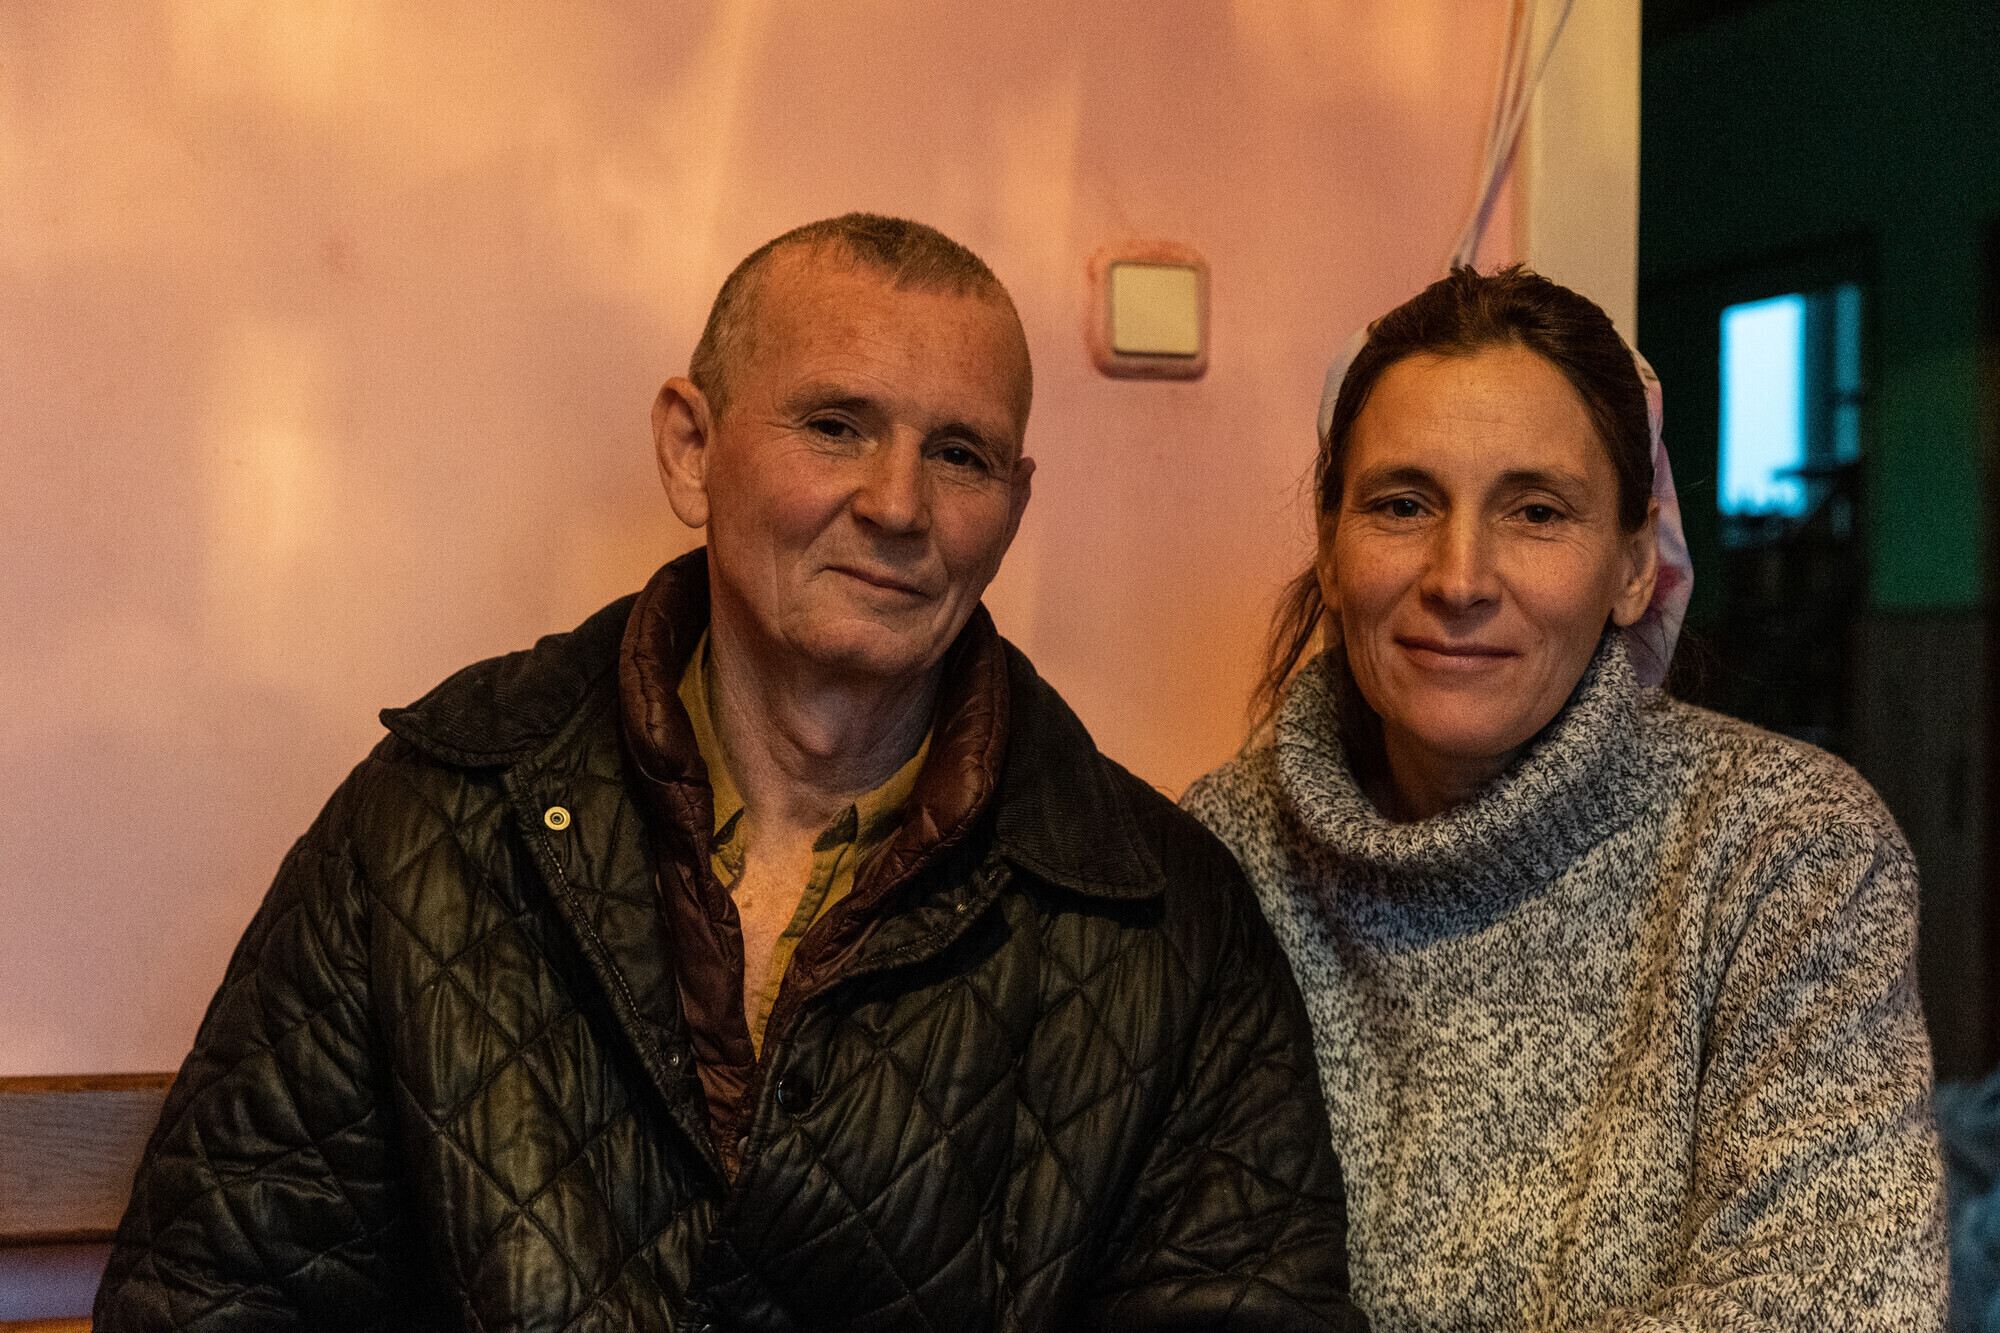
380 549 1164 902
379 593 637 767
990 640 1162 899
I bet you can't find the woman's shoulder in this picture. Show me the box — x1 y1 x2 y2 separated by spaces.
1182 745 1281 834
1181 746 1343 963
1640 691 1905 848
1180 745 1303 878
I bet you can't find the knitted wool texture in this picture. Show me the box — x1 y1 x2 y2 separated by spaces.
1183 633 1948 1332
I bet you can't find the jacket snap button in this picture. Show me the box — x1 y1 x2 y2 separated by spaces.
776 1072 816 1113
543 806 571 831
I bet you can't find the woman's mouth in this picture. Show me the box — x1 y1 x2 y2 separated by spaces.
1396 635 1518 669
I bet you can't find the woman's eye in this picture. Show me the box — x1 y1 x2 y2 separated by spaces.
1521 504 1559 524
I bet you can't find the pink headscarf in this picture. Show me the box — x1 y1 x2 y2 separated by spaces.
1316 333 1693 688
1628 348 1692 687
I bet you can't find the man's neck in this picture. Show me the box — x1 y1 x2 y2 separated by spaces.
702 614 938 845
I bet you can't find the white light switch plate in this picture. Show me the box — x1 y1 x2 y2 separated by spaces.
1088 243 1208 380
1109 263 1202 356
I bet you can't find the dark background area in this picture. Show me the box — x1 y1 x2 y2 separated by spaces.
1641 0 2000 1077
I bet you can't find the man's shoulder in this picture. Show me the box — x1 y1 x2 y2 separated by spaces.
283 592 641 928
324 591 637 878
378 593 637 770
992 639 1248 911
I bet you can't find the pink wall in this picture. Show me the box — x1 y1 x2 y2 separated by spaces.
1 0 1512 1075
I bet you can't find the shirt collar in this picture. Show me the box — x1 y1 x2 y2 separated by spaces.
676 628 931 862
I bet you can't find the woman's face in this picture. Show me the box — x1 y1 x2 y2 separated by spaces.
1321 344 1657 783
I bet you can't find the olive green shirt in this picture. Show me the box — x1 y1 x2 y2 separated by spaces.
678 633 929 1052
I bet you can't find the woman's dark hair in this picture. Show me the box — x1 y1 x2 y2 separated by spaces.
1252 264 1654 725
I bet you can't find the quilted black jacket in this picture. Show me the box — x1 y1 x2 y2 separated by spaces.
96 587 1365 1332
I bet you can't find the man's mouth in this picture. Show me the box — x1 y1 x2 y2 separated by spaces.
828 565 928 597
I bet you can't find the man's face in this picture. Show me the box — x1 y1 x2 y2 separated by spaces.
660 252 1034 687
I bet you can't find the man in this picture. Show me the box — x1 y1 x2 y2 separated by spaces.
97 215 1364 1331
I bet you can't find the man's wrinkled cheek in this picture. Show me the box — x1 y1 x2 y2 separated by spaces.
771 490 853 566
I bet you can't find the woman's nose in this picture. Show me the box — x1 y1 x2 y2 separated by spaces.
1421 516 1499 613
851 436 930 534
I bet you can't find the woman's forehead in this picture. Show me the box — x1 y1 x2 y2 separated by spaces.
1348 346 1607 480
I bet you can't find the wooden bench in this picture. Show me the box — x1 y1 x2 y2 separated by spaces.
0 1075 174 1331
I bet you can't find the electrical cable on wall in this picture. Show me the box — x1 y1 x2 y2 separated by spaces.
1318 0 1577 442
1449 0 1578 271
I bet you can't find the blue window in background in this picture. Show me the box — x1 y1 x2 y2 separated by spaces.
1720 293 1808 518
1718 283 1864 546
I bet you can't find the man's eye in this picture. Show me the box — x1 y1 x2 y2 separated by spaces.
1521 504 1559 524
1385 497 1423 519
807 418 855 439
936 444 984 470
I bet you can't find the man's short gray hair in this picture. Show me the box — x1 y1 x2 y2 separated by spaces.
689 213 1026 416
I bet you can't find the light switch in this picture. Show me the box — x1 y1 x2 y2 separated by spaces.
1088 243 1209 381
1109 263 1202 357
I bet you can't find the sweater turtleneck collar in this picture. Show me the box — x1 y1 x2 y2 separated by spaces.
1274 630 1654 902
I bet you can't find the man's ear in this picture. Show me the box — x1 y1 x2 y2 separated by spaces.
653 377 716 530
999 454 1035 551
1610 499 1661 627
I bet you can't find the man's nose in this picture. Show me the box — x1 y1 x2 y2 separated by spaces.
1420 512 1499 614
851 435 930 534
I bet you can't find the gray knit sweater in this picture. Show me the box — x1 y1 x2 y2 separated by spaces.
1183 633 1947 1332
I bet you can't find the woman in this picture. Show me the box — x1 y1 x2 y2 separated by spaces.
1184 266 1946 1331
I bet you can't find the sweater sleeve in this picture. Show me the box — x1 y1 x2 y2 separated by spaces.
94 762 419 1333
1593 816 1948 1332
